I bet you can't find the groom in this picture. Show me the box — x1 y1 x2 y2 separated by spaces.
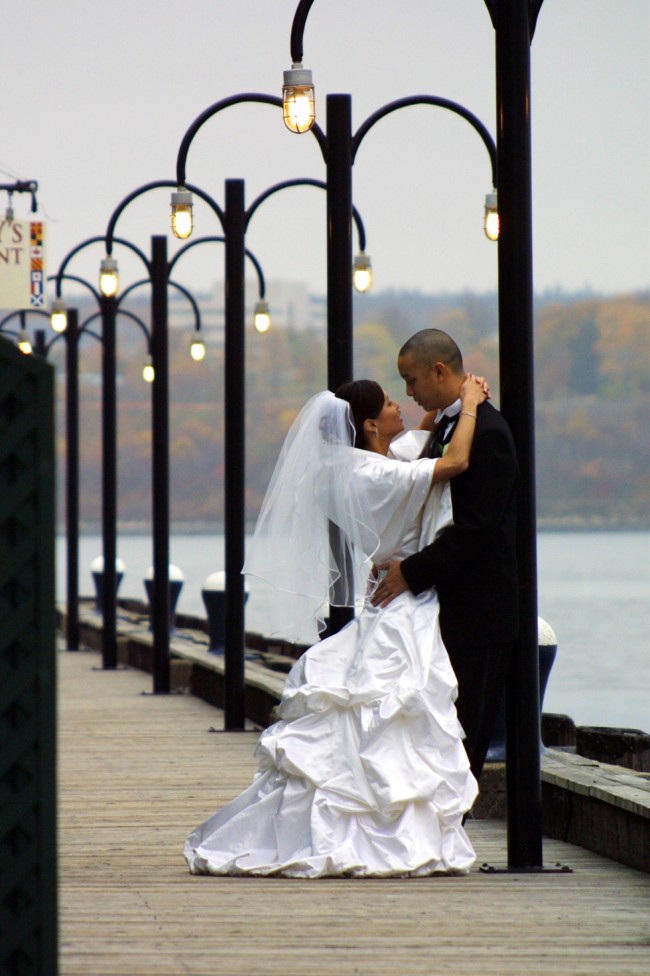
372 328 519 781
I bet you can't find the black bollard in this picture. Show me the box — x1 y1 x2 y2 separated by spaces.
144 564 184 633
202 571 249 655
485 617 557 763
90 555 125 613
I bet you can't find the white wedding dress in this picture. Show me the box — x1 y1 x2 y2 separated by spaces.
184 431 478 877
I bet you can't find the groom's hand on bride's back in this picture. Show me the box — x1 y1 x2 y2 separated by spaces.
371 560 409 607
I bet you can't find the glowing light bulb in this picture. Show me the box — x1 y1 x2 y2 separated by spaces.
99 256 119 297
190 337 206 362
282 64 315 133
171 188 193 240
50 298 68 333
253 300 271 333
484 190 499 241
353 253 373 293
18 329 32 354
142 357 155 383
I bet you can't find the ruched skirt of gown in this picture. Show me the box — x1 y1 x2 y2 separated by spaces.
184 589 478 877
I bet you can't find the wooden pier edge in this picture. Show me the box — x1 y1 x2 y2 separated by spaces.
61 603 650 873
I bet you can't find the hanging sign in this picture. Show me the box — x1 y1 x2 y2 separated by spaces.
0 220 47 310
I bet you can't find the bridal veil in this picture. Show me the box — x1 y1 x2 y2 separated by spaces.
242 391 382 645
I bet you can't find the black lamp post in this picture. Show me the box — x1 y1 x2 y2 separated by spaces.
62 310 80 654
50 277 201 673
105 180 275 704
172 118 372 726
484 0 546 870
55 236 153 673
285 0 549 871
328 145 493 616
37 305 110 655
287 13 500 624
103 182 228 692
52 274 115 662
174 106 323 722
54 232 204 692
319 91 497 634
35 308 83 654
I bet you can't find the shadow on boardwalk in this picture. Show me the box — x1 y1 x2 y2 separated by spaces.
58 649 650 976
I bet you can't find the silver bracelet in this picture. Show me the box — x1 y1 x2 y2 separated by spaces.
460 411 477 419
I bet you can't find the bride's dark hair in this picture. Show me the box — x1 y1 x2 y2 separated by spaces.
335 380 385 448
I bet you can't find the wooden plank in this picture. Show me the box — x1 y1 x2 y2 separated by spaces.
58 649 650 976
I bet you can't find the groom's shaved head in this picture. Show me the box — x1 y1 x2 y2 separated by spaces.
399 329 464 375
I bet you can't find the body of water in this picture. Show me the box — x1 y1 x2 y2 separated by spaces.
56 531 650 735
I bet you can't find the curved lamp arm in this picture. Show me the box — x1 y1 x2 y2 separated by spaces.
352 95 497 187
287 0 534 93
78 312 106 345
244 248 266 301
48 272 102 305
168 279 202 334
54 236 110 294
0 308 49 354
117 278 153 307
289 0 316 63
246 177 367 251
168 235 267 302
79 306 151 352
286 4 496 185
175 93 328 185
54 235 151 294
42 315 103 353
117 273 203 337
0 308 51 331
116 308 152 351
167 235 226 276
288 0 541 63
105 179 226 250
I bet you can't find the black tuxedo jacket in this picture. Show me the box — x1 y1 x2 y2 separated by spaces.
400 401 519 650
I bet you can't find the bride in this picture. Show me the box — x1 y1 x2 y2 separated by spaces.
184 374 488 877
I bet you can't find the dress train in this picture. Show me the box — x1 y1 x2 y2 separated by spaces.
184 589 478 878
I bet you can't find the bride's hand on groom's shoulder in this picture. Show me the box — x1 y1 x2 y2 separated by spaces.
461 373 490 407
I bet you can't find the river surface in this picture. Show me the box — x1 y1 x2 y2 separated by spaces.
57 530 650 734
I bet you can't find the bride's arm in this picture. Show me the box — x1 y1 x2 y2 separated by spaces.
430 374 487 484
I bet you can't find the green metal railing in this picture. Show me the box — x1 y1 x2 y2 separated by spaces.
0 335 57 975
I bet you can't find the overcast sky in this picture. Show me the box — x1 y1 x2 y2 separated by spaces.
4 0 649 303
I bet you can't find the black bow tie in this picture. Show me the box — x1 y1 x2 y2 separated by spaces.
429 414 457 457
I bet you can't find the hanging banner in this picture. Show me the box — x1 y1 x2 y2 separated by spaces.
0 220 47 310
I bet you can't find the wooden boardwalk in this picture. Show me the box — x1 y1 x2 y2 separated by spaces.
58 648 650 976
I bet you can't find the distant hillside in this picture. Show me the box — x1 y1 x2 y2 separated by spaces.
51 288 650 530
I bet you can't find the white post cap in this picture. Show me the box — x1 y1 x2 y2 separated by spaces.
203 570 249 593
144 564 185 582
538 616 557 646
91 556 126 573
